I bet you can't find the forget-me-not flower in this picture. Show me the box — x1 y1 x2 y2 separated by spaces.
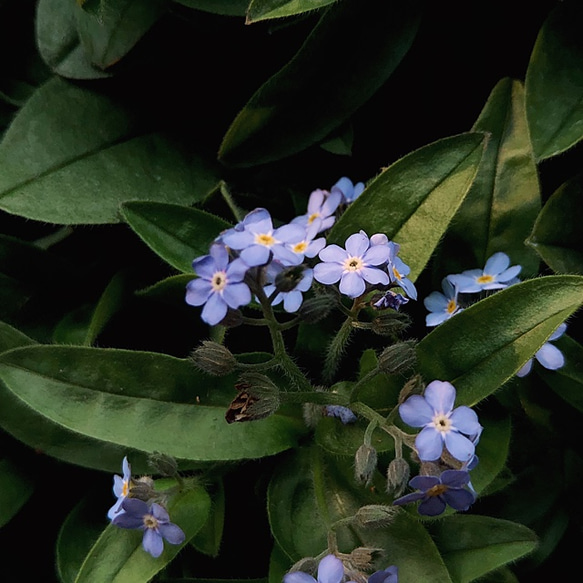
324 405 357 424
448 252 521 293
424 278 462 326
370 235 417 300
314 231 390 298
186 243 252 325
393 469 475 516
284 554 346 583
331 176 365 204
107 456 132 520
399 380 482 463
517 323 567 377
368 565 399 583
112 498 185 558
263 263 314 313
292 188 342 234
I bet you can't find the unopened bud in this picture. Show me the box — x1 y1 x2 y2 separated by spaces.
355 444 377 485
148 452 179 477
219 308 244 328
190 341 237 376
377 341 417 375
353 505 398 528
225 373 280 423
129 476 156 501
274 265 307 293
302 402 323 428
386 458 410 497
370 312 411 336
298 294 334 323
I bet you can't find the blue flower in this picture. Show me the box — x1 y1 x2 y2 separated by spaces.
384 240 417 300
331 177 365 204
399 380 482 463
393 470 475 516
112 498 186 558
263 263 314 313
424 278 462 326
284 554 345 583
107 456 132 520
314 231 390 298
371 289 409 311
448 252 521 293
292 188 342 233
222 208 305 267
186 244 252 326
517 323 567 377
368 566 398 583
325 405 357 424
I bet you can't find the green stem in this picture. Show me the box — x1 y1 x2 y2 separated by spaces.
219 181 244 223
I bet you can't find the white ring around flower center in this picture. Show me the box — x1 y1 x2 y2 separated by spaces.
211 271 228 292
432 413 452 433
143 514 159 530
343 256 363 272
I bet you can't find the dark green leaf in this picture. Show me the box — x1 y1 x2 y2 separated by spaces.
527 174 583 274
219 0 422 166
0 456 34 528
120 203 230 273
329 133 486 281
190 478 225 557
525 2 583 160
431 515 537 583
0 77 220 224
417 275 583 406
246 0 336 23
0 320 37 354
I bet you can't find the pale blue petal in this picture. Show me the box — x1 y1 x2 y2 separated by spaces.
159 522 185 545
321 190 342 215
536 343 565 370
112 474 124 497
193 255 218 279
185 279 212 306
450 406 481 435
221 229 254 250
362 245 390 265
284 573 316 583
424 380 456 414
222 283 251 309
549 323 567 341
360 266 389 286
448 273 481 293
143 529 164 558
276 223 306 243
307 189 326 214
444 431 475 462
484 252 509 274
398 277 417 300
319 244 347 263
200 294 228 325
496 264 522 282
516 359 533 377
314 262 343 284
415 426 444 461
424 291 449 312
339 271 365 297
240 245 271 267
283 291 302 312
426 312 448 327
399 395 434 426
345 232 369 256
273 245 304 266
226 258 250 281
370 233 388 246
317 554 344 583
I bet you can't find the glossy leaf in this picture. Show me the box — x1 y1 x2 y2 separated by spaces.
0 456 34 528
172 0 248 16
417 275 583 406
0 346 306 472
0 77 219 224
431 515 537 583
120 203 230 273
525 2 583 160
74 482 211 583
36 0 111 80
75 0 168 70
444 79 540 276
219 0 422 166
329 133 486 281
246 0 336 23
527 174 583 274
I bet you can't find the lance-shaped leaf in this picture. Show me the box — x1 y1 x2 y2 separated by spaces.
0 321 37 354
527 174 583 275
74 482 211 583
135 274 196 307
328 133 486 281
268 447 454 583
36 0 111 79
120 202 230 273
525 2 583 160
0 77 219 224
0 346 306 472
190 478 225 557
219 0 422 167
443 79 540 277
416 275 583 406
75 0 168 70
0 456 34 528
246 0 336 23
430 515 537 583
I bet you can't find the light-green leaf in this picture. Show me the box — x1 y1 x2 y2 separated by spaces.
431 515 537 583
527 174 583 274
0 77 220 224
219 0 422 166
246 0 336 23
525 2 583 160
120 202 230 273
416 275 583 406
328 133 486 281
0 346 306 472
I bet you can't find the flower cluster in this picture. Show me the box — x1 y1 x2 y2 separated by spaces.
185 178 417 326
394 380 481 516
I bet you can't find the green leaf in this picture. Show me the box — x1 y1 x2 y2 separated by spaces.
0 456 34 528
75 0 168 70
172 0 248 16
525 2 583 160
135 274 195 306
219 0 422 166
120 203 230 273
0 77 220 224
329 133 486 281
430 515 537 583
190 478 225 557
74 482 211 583
0 346 306 472
246 0 336 23
527 174 583 274
36 0 111 80
443 79 540 276
416 275 583 406
0 320 37 354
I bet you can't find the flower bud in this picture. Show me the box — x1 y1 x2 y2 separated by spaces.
219 308 244 328
386 457 410 497
377 341 417 375
225 373 280 423
353 505 398 528
298 294 334 323
190 341 237 376
355 444 377 485
148 452 179 477
370 312 411 336
274 265 307 293
129 476 156 501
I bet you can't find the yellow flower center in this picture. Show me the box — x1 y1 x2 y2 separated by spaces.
143 514 159 530
307 213 320 225
122 480 130 497
477 274 494 284
343 256 363 272
293 241 308 253
446 299 458 314
255 233 276 247
211 271 227 292
392 266 402 281
426 484 449 497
